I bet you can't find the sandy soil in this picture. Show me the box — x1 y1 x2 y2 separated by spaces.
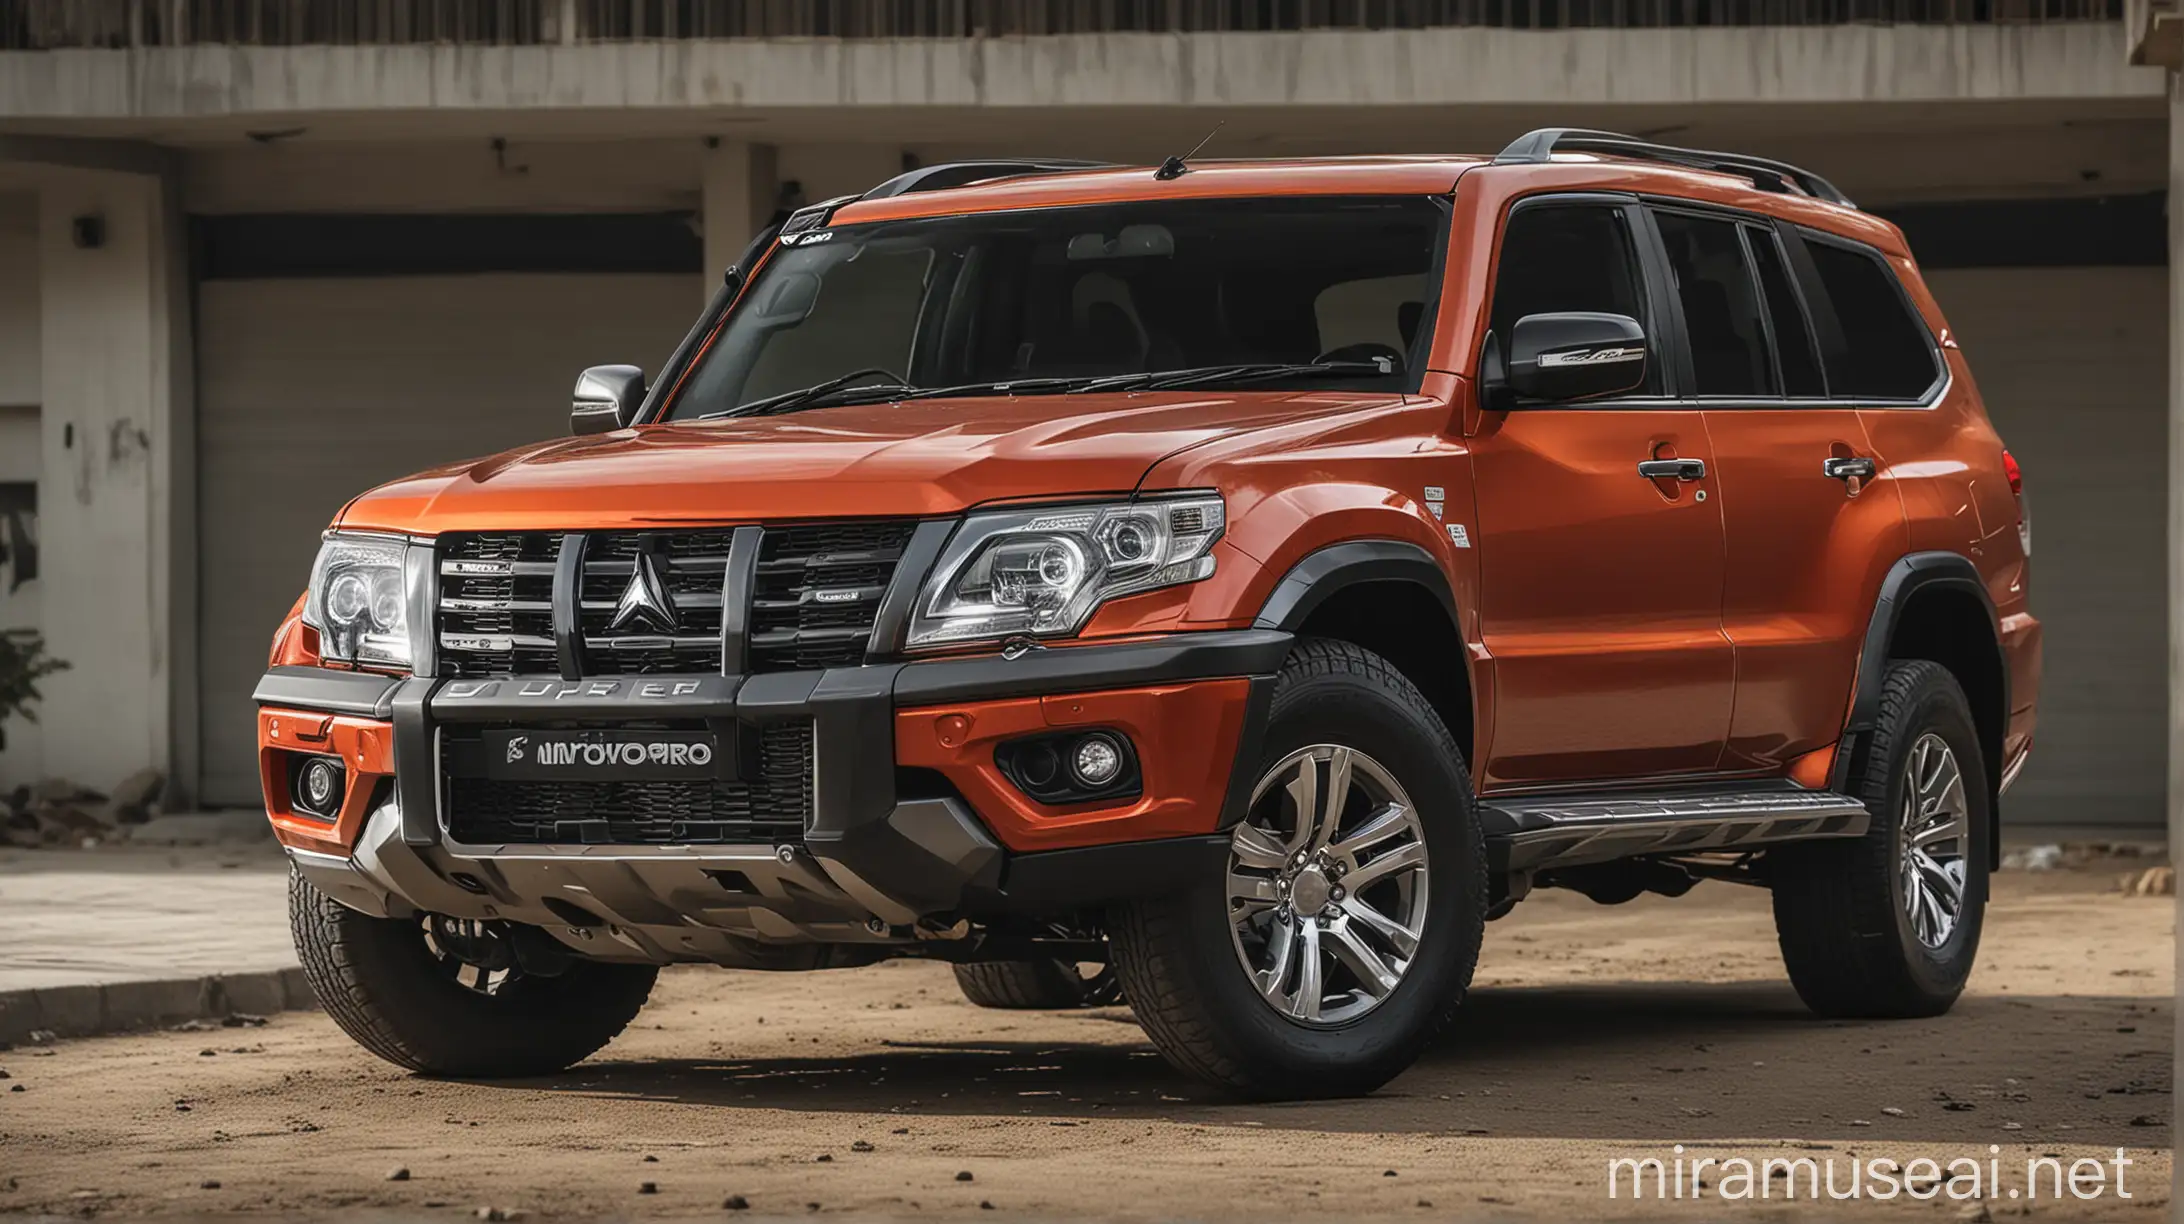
0 861 2171 1222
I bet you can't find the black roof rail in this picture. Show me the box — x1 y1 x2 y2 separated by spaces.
1493 128 1854 209
861 159 1116 200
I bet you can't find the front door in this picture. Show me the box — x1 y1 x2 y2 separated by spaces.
1467 198 1734 789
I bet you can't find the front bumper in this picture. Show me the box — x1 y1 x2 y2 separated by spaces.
255 630 1286 963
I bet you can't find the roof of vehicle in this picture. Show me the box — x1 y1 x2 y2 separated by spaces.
832 156 1489 226
822 148 1905 257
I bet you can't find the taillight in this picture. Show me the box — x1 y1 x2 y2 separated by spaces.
2003 448 2031 557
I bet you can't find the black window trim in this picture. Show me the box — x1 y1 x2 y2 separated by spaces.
1622 194 1952 412
1480 189 1693 412
1786 224 1950 410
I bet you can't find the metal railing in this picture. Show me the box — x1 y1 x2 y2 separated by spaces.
0 0 2125 49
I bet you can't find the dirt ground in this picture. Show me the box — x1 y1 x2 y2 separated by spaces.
0 859 2171 1222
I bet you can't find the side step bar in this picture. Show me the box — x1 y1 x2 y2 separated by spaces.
1479 784 1870 873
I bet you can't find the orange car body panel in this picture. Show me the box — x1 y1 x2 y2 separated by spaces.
258 706 395 855
265 150 2040 849
895 679 1251 852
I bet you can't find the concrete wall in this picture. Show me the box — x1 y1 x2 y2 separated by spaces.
0 194 39 787
0 25 2158 124
27 168 189 798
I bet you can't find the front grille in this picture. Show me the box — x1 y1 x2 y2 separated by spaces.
433 520 916 679
749 520 917 672
441 722 814 846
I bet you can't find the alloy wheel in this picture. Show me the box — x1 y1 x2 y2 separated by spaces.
1898 732 1970 949
1227 745 1430 1026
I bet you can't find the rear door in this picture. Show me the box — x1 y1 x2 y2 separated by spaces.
1468 196 1734 788
1650 205 1909 773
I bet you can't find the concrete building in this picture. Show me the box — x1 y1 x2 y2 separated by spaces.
0 1 2169 832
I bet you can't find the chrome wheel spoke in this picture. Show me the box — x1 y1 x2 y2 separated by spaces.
1281 765 1319 856
1343 896 1421 958
1258 917 1297 1002
1328 919 1401 997
1288 922 1324 1021
1231 823 1290 871
1310 747 1354 852
1345 840 1426 892
1330 803 1410 863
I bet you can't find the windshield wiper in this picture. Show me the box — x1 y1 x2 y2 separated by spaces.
1130 358 1396 391
698 367 911 419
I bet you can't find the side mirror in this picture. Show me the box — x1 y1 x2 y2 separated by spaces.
571 365 646 435
1502 312 1647 404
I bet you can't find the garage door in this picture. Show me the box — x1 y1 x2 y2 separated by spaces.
197 272 700 806
1924 267 2167 830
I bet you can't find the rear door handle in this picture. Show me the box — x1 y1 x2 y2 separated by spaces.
1637 458 1706 482
1823 457 1877 482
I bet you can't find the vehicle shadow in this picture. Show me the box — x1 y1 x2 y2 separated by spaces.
534 981 2171 1146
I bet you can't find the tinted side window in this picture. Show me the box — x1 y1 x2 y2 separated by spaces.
1653 211 1770 397
1804 239 1939 399
1490 204 1657 394
1746 226 1826 398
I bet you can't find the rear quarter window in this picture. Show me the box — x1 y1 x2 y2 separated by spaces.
1803 238 1939 400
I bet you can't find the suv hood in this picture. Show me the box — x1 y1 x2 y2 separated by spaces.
336 390 1399 533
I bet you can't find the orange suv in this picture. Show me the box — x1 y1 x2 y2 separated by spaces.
257 130 2039 1098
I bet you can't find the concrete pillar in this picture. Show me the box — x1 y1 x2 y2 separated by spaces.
700 140 777 298
32 166 193 801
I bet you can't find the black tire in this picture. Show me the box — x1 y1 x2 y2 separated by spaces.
1108 637 1486 1099
1771 659 1990 1018
952 960 1121 1009
288 870 657 1076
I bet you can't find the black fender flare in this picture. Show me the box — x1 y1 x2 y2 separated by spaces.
1251 539 1461 633
1834 551 2009 870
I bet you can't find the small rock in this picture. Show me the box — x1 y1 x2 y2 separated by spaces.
1383 1170 1399 1177
2001 1122 2023 1131
724 1194 750 1210
1850 1119 1871 1127
2120 866 2175 896
2004 844 2063 871
1943 1101 1976 1112
0 1068 10 1079
979 1201 995 1211
386 1167 411 1182
8 1084 22 1093
199 1180 221 1190
2130 1114 2162 1127
200 1049 217 1057
642 1155 658 1163
890 1127 909 1135
1416 1200 1433 1208
639 1182 658 1195
955 1171 974 1182
813 1153 832 1163
1881 1106 1905 1117
221 1014 268 1028
174 1102 191 1112
850 1140 874 1153
1957 1205 1993 1223
474 1209 515 1222
105 767 165 823
25 1030 54 1045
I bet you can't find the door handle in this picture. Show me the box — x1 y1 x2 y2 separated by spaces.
1823 456 1877 482
1637 458 1706 482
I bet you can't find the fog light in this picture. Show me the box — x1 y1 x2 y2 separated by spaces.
292 755 345 821
1071 734 1124 787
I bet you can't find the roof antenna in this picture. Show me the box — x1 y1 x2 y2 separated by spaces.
1154 121 1225 181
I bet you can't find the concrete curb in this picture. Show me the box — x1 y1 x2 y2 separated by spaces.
0 968 316 1045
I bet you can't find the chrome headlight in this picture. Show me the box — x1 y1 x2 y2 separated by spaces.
907 496 1225 649
301 534 413 670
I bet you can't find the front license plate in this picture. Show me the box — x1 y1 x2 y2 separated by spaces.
484 729 728 781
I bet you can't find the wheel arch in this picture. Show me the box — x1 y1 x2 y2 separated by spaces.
1838 551 2007 865
1251 540 1475 769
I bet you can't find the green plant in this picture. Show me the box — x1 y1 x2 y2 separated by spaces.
0 629 67 752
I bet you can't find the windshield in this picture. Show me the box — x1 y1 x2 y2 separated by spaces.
663 195 1448 420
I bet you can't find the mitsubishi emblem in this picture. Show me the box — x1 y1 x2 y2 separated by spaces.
609 552 680 634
